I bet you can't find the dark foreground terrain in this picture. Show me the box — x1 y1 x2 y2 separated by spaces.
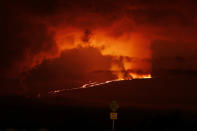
1 78 197 130
0 96 197 131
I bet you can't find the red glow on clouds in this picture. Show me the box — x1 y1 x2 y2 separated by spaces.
3 0 197 96
51 18 152 80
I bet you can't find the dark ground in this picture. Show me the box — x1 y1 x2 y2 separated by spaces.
0 96 197 131
1 78 197 130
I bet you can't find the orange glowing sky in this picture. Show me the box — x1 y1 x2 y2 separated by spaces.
52 23 152 80
1 0 197 95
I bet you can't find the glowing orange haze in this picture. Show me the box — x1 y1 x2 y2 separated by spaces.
51 23 152 80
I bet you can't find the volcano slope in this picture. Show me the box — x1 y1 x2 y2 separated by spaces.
1 77 197 130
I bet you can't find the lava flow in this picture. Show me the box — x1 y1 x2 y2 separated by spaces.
48 74 151 95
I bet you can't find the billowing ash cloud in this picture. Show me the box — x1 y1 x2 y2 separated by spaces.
1 0 197 94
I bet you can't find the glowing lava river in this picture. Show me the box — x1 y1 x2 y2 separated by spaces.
48 74 151 95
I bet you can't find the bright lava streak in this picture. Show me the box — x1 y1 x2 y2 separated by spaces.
48 79 125 95
48 74 151 95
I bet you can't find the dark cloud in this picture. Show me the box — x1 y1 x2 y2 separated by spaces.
1 1 59 78
82 29 92 43
167 69 197 77
151 40 197 77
